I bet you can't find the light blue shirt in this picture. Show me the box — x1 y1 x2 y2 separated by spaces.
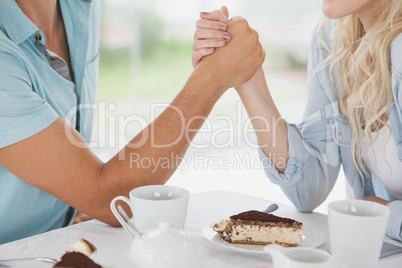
259 19 402 243
0 0 99 244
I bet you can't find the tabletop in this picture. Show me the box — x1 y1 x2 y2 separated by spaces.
0 190 401 267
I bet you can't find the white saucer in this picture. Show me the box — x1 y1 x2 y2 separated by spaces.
202 221 325 254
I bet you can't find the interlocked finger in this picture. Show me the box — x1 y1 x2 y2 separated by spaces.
194 28 231 41
196 19 227 31
193 38 225 52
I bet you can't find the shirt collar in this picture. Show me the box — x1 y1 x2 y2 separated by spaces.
0 1 38 45
0 0 92 45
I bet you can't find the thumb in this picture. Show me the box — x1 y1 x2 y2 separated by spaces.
220 6 229 19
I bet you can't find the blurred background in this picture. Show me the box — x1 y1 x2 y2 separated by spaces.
91 0 346 213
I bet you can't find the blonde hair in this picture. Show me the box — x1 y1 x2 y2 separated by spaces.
320 0 402 178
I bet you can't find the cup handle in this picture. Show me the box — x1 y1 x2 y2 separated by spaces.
110 196 135 237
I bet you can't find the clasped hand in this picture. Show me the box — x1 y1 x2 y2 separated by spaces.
193 6 265 91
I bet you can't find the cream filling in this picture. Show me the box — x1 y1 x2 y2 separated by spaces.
67 239 96 256
213 219 230 232
231 225 302 244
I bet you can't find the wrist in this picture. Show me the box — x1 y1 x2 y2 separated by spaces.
193 62 228 97
235 67 265 96
235 82 253 96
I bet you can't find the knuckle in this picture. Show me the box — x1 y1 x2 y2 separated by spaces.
253 30 259 40
258 44 263 54
231 15 244 21
255 43 261 53
238 18 249 28
250 31 259 42
196 19 203 28
259 49 266 63
258 49 263 61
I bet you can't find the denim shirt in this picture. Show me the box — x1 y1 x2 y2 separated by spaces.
0 0 99 244
259 19 402 242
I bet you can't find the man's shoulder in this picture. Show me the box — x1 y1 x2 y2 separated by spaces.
0 31 29 69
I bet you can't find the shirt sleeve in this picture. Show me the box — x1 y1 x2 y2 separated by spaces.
386 201 402 242
259 20 342 212
0 51 59 149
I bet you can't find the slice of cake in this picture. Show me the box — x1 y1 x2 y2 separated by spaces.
54 239 101 268
213 210 303 247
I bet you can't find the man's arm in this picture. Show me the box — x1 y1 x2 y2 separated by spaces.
0 17 264 226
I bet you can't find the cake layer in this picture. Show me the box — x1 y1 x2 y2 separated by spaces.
230 224 302 246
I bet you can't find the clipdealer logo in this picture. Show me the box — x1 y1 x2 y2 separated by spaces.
64 100 288 170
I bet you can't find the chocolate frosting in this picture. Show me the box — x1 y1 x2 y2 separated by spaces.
230 210 301 225
54 252 101 268
82 238 97 254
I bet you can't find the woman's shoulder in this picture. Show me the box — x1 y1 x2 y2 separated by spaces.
391 33 402 77
310 18 336 52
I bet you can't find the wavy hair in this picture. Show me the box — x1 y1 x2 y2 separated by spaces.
320 0 402 178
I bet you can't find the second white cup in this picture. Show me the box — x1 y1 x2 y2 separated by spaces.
111 185 189 235
328 199 390 268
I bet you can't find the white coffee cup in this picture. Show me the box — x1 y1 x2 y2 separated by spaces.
110 185 189 235
328 199 390 268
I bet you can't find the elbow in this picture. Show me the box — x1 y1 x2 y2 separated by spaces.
95 205 124 227
104 218 122 228
88 191 126 227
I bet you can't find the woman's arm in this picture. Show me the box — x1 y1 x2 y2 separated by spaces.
235 68 289 173
193 7 288 172
193 14 342 212
363 196 390 205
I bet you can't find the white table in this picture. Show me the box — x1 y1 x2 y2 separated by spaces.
0 191 401 267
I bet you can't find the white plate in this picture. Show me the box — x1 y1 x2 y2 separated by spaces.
202 221 325 254
9 260 111 268
10 260 54 268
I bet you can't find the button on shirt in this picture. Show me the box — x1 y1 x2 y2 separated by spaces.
0 0 100 244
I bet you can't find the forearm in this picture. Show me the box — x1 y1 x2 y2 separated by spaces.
97 67 224 224
384 201 402 242
0 68 223 227
363 196 391 206
237 68 288 173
